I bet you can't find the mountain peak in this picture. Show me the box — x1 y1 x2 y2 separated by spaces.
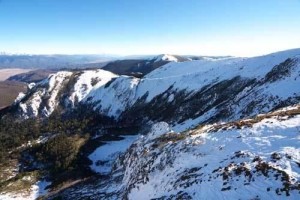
154 54 179 62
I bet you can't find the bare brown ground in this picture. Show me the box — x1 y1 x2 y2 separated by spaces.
0 68 34 81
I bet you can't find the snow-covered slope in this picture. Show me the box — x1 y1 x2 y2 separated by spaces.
67 70 118 107
18 71 73 117
123 113 300 199
87 48 300 126
84 76 139 117
16 70 117 118
55 105 300 200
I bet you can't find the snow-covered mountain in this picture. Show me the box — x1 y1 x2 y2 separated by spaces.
2 48 300 200
14 49 300 128
101 54 186 77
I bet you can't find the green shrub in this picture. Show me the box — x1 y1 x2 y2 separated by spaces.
38 134 79 172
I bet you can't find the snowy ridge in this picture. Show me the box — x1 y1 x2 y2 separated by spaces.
16 70 117 118
84 76 139 117
80 48 300 119
19 71 73 117
67 70 118 107
14 48 300 123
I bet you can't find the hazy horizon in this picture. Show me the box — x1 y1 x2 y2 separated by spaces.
1 47 300 59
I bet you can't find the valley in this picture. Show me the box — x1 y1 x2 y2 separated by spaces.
0 69 34 81
0 81 27 109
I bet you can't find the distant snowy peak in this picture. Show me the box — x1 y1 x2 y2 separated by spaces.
153 54 234 62
154 54 179 62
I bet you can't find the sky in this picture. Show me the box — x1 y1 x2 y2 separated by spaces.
0 0 300 57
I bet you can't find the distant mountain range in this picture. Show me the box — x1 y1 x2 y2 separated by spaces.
0 54 117 69
0 53 232 70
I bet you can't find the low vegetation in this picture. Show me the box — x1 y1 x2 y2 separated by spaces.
36 134 87 173
0 171 40 194
0 103 120 193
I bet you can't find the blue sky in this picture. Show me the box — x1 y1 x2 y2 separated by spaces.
0 0 300 56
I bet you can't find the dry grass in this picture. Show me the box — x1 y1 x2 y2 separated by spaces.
0 170 40 194
0 159 19 183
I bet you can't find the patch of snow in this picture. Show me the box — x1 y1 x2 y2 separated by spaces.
68 69 117 107
27 83 36 90
167 93 174 102
172 108 217 132
144 122 173 142
14 92 26 104
84 76 139 117
89 135 139 174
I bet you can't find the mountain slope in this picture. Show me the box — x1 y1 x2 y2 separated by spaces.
13 49 300 128
51 105 300 199
15 70 117 118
